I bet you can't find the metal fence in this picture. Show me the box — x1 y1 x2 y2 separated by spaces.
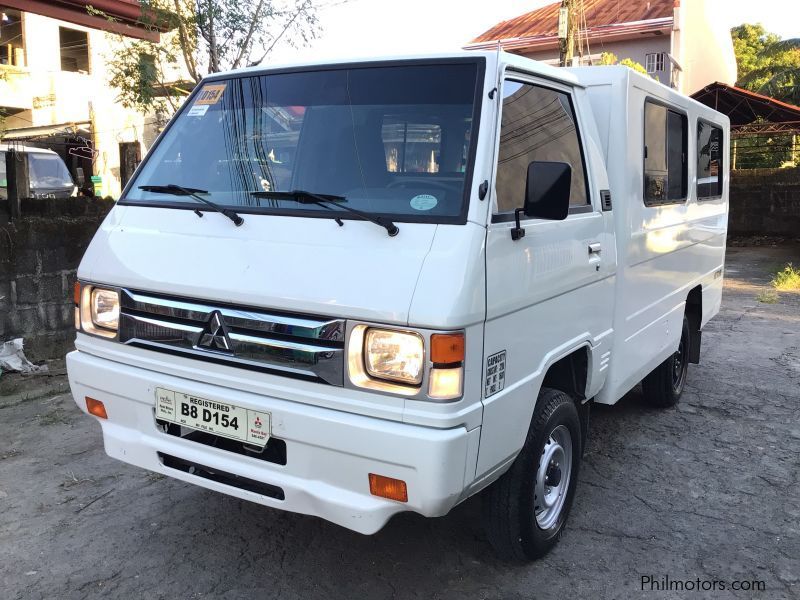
731 123 800 170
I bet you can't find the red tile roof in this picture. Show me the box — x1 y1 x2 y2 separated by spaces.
471 0 676 44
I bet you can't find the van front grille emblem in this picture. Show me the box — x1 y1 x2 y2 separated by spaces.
198 311 231 351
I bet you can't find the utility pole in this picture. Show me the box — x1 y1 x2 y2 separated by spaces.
558 0 576 67
5 148 30 221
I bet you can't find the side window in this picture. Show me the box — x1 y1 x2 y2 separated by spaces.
644 100 687 205
495 80 588 214
645 52 665 75
697 121 723 199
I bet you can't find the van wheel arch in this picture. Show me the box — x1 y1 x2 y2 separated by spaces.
540 347 590 452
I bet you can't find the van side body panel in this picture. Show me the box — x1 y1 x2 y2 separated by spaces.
572 67 729 405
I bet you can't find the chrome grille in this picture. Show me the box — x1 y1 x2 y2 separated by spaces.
118 289 345 385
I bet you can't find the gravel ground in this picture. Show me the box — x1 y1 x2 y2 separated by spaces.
1 244 798 600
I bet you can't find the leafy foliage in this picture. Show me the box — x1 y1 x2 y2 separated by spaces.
771 263 800 291
100 0 323 115
731 23 800 103
598 52 650 77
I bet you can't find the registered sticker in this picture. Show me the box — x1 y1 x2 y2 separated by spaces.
194 83 227 105
485 350 506 398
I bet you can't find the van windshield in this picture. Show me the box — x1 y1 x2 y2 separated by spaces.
124 61 482 223
28 153 75 191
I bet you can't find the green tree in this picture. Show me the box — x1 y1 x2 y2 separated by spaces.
731 23 800 103
598 52 650 77
97 0 323 116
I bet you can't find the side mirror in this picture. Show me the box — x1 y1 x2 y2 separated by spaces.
511 161 572 240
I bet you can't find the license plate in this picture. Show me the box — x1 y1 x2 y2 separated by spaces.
155 387 270 447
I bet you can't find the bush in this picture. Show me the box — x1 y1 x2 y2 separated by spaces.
771 263 800 291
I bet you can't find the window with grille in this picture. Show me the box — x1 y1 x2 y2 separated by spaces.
645 52 666 74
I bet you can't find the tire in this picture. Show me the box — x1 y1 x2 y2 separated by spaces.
642 315 691 408
483 387 582 561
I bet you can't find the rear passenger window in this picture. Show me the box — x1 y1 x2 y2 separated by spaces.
495 80 588 215
644 100 687 205
697 121 723 199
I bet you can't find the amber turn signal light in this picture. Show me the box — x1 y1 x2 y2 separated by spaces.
85 397 108 419
430 333 464 364
369 473 408 502
73 281 81 305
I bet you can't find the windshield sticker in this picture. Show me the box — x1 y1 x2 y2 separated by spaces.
187 105 209 117
194 83 227 105
410 194 438 211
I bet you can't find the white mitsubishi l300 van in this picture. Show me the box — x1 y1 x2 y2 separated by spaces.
67 51 729 560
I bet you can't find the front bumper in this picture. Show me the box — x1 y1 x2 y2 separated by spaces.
67 350 479 534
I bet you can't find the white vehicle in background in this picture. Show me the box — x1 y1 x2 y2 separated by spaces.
67 52 728 560
0 144 78 199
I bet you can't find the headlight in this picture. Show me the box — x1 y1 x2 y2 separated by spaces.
364 329 424 385
77 283 119 338
91 288 120 330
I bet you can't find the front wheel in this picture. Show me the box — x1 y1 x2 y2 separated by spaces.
642 315 691 408
483 387 582 561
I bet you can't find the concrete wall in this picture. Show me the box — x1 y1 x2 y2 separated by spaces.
0 198 113 361
729 168 800 236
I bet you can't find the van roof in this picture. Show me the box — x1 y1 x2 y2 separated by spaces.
568 65 730 125
202 50 581 87
0 143 59 155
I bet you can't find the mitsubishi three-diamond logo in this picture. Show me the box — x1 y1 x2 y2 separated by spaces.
197 311 231 351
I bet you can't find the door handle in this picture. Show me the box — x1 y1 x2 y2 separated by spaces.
588 243 602 255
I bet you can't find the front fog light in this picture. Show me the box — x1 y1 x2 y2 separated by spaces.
91 288 120 330
364 329 424 385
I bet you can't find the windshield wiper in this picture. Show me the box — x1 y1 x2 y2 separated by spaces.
139 184 244 227
250 190 399 237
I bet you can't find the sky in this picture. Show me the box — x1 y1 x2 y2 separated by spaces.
267 0 800 65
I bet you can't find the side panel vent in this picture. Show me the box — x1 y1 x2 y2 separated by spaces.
600 189 612 211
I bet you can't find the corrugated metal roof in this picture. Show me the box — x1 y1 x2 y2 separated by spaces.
471 0 675 43
691 82 800 127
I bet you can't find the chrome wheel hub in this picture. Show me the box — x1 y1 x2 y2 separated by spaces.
534 424 573 530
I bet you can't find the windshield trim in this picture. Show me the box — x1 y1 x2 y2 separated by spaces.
118 56 486 226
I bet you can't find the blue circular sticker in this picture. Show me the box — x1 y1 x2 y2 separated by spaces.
410 194 438 211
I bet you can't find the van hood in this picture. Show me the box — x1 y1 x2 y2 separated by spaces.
81 205 437 325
